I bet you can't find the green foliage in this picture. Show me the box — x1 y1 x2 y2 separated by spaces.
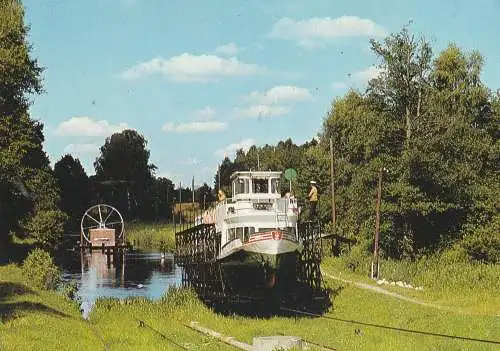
379 247 500 298
462 215 500 263
54 154 91 230
93 129 157 221
23 209 68 249
1 0 63 251
21 248 61 290
60 279 80 303
339 240 372 274
126 222 175 250
159 286 201 311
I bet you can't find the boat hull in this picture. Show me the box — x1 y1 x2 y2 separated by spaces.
218 239 299 296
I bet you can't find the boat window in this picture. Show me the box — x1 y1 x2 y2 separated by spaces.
253 178 268 193
243 227 254 242
228 228 235 240
271 178 279 193
259 228 275 233
234 178 249 195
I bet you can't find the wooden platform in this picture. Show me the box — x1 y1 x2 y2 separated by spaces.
89 228 116 247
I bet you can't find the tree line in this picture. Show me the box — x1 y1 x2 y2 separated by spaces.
1 1 498 263
215 30 499 263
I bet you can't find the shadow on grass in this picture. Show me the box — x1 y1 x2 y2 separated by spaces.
197 284 342 319
0 282 70 323
0 282 37 300
0 238 37 265
0 301 71 323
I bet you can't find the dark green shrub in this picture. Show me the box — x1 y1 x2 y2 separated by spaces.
61 280 80 302
22 248 61 290
462 215 500 264
23 209 68 249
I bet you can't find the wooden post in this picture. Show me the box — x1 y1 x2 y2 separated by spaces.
372 167 383 279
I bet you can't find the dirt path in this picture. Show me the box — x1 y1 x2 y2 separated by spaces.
321 271 454 312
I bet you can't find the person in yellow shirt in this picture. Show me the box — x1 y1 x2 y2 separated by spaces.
217 189 226 202
308 180 318 218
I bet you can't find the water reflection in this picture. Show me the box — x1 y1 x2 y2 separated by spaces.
59 250 182 318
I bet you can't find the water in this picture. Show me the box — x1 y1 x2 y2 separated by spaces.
57 250 182 318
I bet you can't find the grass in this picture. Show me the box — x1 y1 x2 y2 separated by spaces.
0 264 99 350
322 251 500 316
126 202 210 251
83 279 500 350
2 260 499 350
126 222 176 252
1 222 499 350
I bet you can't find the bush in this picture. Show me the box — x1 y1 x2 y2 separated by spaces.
461 215 500 264
160 286 200 311
341 240 372 274
61 280 80 302
22 248 61 290
23 209 68 249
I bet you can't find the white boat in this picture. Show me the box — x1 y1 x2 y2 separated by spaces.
201 170 302 293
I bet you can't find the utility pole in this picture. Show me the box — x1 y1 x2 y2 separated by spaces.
179 182 182 226
217 163 221 191
330 137 336 229
192 176 195 204
371 167 383 279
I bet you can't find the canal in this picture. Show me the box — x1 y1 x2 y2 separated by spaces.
56 250 182 318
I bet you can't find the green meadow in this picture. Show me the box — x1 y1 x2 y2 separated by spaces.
1 229 499 351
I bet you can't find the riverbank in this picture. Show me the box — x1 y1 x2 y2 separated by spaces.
126 222 176 252
1 261 499 350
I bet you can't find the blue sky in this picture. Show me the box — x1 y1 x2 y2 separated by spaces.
23 0 500 187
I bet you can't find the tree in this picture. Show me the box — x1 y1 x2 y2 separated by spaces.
54 155 91 230
368 26 433 145
214 157 241 196
195 183 215 209
147 177 175 221
94 129 157 220
0 0 65 248
319 28 499 260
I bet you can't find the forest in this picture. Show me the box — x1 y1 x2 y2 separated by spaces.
1 0 498 265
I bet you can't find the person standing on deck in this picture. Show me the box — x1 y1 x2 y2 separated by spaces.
217 189 226 202
308 180 318 218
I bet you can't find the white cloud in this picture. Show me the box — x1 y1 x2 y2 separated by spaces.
213 42 241 55
236 105 291 118
269 16 387 47
162 121 227 133
120 53 266 82
216 138 255 158
244 85 312 105
55 117 128 137
331 65 384 91
351 65 383 82
63 143 99 155
194 106 216 120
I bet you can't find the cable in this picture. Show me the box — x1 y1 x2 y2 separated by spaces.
279 307 500 345
134 317 189 350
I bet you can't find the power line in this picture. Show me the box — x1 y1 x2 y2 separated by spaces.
279 307 500 345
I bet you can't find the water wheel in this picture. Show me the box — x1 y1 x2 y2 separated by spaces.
80 204 124 246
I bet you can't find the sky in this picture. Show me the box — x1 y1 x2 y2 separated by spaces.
23 0 500 187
